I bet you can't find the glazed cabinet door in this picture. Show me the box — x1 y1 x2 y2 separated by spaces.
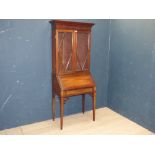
76 31 90 71
57 31 73 74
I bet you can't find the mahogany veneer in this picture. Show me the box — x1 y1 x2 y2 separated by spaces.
49 20 96 129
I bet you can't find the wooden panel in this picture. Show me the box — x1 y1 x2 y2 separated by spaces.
52 76 61 96
50 20 94 31
50 20 94 27
56 25 92 31
63 88 93 97
52 28 56 74
58 73 95 90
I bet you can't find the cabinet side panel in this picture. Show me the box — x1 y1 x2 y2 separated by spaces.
88 31 91 71
52 27 56 75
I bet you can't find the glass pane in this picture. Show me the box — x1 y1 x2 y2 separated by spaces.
76 32 89 71
58 32 72 74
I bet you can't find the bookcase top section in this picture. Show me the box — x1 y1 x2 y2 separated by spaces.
49 20 95 27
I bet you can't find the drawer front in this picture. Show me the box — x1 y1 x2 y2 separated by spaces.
63 88 93 97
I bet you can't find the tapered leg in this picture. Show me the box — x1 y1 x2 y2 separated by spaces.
92 92 96 121
60 97 64 130
82 94 85 114
52 93 56 121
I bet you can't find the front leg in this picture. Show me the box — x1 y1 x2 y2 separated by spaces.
52 93 56 121
92 90 96 121
60 97 64 130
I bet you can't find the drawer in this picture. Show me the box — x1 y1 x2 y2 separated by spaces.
63 88 93 97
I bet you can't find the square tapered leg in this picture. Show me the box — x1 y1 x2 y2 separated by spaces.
52 93 56 121
60 97 64 130
92 91 96 121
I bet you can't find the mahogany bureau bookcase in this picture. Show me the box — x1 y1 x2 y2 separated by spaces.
49 20 96 129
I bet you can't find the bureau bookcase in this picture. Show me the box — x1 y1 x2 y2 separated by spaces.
49 20 96 129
